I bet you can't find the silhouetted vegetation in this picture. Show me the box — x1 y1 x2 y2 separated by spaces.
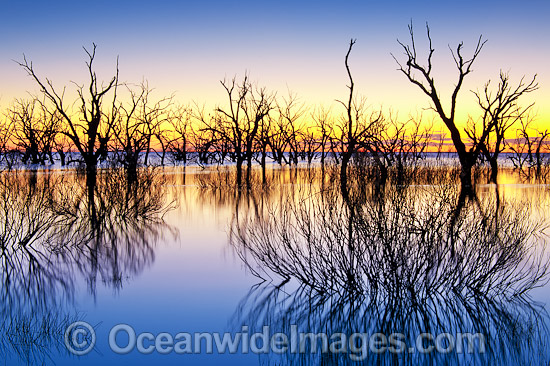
0 311 80 365
18 44 119 187
471 72 537 183
393 22 540 188
1 24 548 365
508 117 550 180
0 168 175 363
0 27 542 189
230 173 550 365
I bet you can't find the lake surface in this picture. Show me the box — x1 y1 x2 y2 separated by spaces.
1 165 549 365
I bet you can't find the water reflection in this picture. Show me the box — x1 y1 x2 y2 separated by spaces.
230 171 550 365
0 168 174 364
1 165 548 365
52 168 175 295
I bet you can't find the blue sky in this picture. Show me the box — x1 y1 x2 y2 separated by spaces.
1 0 548 124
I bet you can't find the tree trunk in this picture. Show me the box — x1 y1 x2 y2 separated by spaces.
340 151 352 194
59 150 66 166
261 151 267 184
459 160 474 190
236 157 243 186
489 157 498 184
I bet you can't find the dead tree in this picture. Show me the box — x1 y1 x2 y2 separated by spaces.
8 99 41 164
301 126 321 165
53 130 73 166
337 39 383 189
363 115 432 184
253 112 272 182
38 103 62 165
267 110 292 166
312 107 334 166
203 75 274 184
393 22 486 189
18 43 119 186
0 115 14 168
7 99 61 165
509 118 549 178
277 93 305 166
192 105 220 166
468 72 537 183
137 83 172 166
112 82 172 178
166 104 192 165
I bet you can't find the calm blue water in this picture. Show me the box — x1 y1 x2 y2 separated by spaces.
1 166 549 365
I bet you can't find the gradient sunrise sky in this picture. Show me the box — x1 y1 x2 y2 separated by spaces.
1 0 548 128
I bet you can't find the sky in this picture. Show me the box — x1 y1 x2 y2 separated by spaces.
1 0 548 129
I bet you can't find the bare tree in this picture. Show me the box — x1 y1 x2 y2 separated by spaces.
468 72 538 183
509 117 549 178
18 43 119 185
8 99 41 164
0 115 14 168
53 128 73 166
300 126 321 165
202 75 274 184
191 105 218 166
337 39 383 188
112 82 172 178
267 112 290 166
38 103 62 165
253 110 272 182
166 104 192 165
393 22 486 189
7 98 61 165
136 83 172 166
312 106 334 166
276 92 305 165
361 115 431 184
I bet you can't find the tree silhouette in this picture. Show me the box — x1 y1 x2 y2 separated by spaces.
18 44 119 185
112 82 172 179
230 172 550 365
8 98 61 165
0 115 13 168
311 106 334 167
201 75 274 184
509 118 550 179
393 22 486 189
337 39 383 189
166 104 192 165
7 99 41 164
469 72 538 183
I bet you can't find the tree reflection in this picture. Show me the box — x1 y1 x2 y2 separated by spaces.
52 167 175 295
230 177 550 365
0 168 174 364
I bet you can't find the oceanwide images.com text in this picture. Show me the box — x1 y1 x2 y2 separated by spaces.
65 322 486 360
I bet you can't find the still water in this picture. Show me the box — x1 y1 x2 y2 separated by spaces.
1 165 549 365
